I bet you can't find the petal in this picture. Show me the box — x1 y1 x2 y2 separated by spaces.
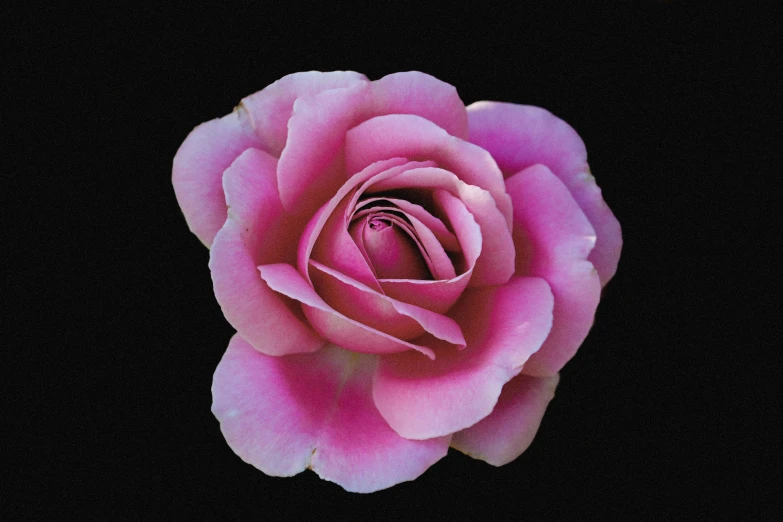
506 165 601 376
277 82 372 215
172 107 262 247
379 273 471 315
345 114 513 228
240 71 369 156
369 71 468 140
259 263 436 359
373 276 554 440
353 214 432 280
466 101 622 286
451 373 559 466
371 168 515 287
212 334 449 493
309 260 465 347
209 149 324 356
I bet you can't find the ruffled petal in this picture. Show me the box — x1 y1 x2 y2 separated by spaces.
259 263 437 359
277 82 372 215
240 71 369 156
345 114 513 228
372 277 554 440
369 71 468 140
172 107 262 247
506 165 601 376
309 260 465 347
209 149 324 356
451 374 559 466
466 101 622 286
212 334 449 493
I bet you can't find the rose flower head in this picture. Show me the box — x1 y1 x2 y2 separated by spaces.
172 71 622 492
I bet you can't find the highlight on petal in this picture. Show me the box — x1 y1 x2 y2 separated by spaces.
451 373 559 466
258 263 437 359
240 71 369 156
209 149 324 356
172 107 262 247
345 114 513 228
212 334 450 493
369 71 469 140
372 277 554 440
466 101 622 286
506 164 601 376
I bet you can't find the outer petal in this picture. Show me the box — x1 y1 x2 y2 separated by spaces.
258 263 437 359
506 165 601 376
212 334 449 493
466 101 622 286
277 82 372 215
209 149 324 356
240 71 369 156
345 114 513 228
450 374 559 466
172 107 262 247
373 277 554 440
369 71 469 140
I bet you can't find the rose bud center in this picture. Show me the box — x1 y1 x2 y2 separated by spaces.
354 213 431 280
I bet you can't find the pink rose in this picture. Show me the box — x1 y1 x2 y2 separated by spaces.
173 71 622 492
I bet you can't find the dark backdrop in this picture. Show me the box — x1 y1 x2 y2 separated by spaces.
8 2 777 518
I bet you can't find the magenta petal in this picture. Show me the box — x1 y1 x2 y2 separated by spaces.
373 277 554 439
379 273 471 314
369 71 469 140
309 260 466 347
172 107 262 247
277 82 372 215
209 149 324 356
466 101 622 286
259 263 437 359
356 214 432 280
451 374 559 466
240 71 369 156
212 334 449 493
345 114 513 228
506 165 601 376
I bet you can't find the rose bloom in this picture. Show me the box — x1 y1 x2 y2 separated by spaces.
173 71 621 492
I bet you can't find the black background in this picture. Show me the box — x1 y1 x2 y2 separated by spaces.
8 1 778 518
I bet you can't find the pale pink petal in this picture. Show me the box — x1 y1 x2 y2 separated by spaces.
466 101 622 286
451 374 559 466
277 82 372 215
345 114 513 228
172 107 261 247
240 71 369 156
309 260 465 347
369 71 468 140
209 149 324 356
258 263 436 359
373 277 554 440
506 165 601 376
213 334 449 493
371 168 515 287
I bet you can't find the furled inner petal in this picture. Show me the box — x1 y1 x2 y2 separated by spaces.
309 260 466 348
297 158 437 290
212 334 449 493
369 167 514 287
258 263 437 359
351 213 432 280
